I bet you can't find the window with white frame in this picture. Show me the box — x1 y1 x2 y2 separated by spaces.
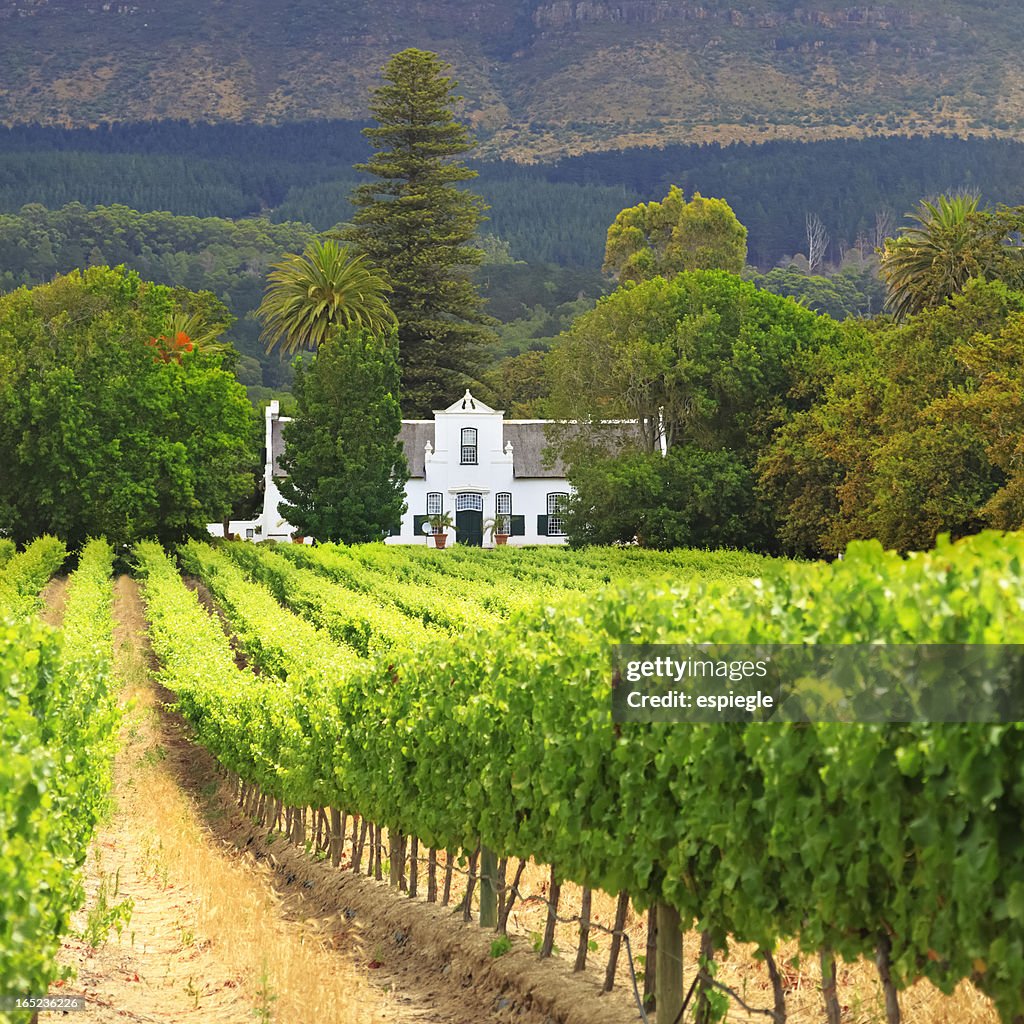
495 492 512 531
426 492 444 533
547 492 568 536
461 427 478 465
456 493 483 512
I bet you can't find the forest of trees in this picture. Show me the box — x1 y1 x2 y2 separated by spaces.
542 194 1024 556
7 125 1024 393
6 118 1024 557
6 123 1024 268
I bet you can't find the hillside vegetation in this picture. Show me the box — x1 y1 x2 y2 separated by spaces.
1 0 1022 156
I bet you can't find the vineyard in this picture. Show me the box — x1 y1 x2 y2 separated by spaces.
2 534 1024 1024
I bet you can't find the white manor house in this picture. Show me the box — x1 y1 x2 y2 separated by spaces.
220 391 576 547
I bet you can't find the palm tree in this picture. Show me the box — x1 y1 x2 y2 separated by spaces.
257 238 396 355
879 193 1009 320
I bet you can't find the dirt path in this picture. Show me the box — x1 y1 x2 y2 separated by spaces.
44 576 394 1023
39 574 69 627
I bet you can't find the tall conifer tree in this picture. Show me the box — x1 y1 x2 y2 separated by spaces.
345 48 494 416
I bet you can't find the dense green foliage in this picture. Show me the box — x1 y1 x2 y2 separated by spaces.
139 533 1024 1023
0 539 118 1014
0 267 255 548
279 330 408 543
10 129 1024 398
748 256 888 319
11 126 1024 270
879 195 1024 319
603 187 747 283
0 202 314 388
760 279 1024 555
256 239 395 355
548 271 839 550
345 50 495 416
0 538 68 616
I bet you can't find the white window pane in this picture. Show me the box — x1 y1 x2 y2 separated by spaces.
547 492 567 515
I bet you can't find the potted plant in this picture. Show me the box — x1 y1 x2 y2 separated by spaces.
484 515 511 546
428 511 455 548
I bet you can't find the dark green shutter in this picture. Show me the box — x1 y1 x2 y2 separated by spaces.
510 515 525 537
413 515 429 536
537 515 549 536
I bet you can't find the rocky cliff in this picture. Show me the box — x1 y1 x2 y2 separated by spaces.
0 0 1016 157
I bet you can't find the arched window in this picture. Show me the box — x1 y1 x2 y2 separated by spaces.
547 492 568 536
456 493 484 512
426 492 443 516
495 493 512 516
461 427 478 465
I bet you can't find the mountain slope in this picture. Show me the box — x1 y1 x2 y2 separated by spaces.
1 1 1021 157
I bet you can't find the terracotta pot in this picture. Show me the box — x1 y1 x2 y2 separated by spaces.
292 535 305 544
434 534 448 549
495 534 509 546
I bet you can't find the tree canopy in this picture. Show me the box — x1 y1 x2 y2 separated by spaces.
759 278 1024 555
548 271 837 550
549 270 836 454
344 49 495 416
879 194 1024 319
0 265 255 548
257 238 395 355
278 327 408 543
603 186 747 284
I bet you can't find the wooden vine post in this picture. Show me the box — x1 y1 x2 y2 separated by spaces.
540 866 560 958
574 887 592 972
330 808 344 867
655 901 684 1024
603 891 631 992
821 949 842 1024
479 845 498 929
389 829 403 888
644 905 657 1008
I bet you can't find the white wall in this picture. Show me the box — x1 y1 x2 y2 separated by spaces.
253 395 572 547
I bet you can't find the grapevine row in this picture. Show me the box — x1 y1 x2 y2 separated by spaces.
0 539 118 1016
221 541 439 655
0 536 68 614
141 534 1024 1021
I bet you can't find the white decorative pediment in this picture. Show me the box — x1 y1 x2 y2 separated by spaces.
437 389 498 416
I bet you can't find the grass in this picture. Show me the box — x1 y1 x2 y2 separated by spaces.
77 866 134 949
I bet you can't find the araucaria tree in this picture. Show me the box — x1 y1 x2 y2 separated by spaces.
345 48 495 416
279 328 408 542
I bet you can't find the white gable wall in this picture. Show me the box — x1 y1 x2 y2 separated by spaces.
253 392 572 546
